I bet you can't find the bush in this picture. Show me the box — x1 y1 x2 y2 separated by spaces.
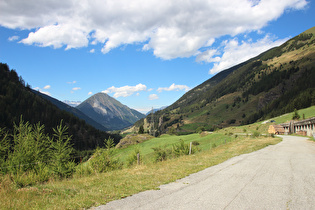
292 109 300 120
0 119 77 186
196 127 205 134
252 131 260 138
127 147 141 166
152 146 170 162
192 141 200 146
89 148 122 173
49 121 75 178
172 139 190 157
152 140 198 162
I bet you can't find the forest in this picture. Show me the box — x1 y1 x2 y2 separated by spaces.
0 63 121 151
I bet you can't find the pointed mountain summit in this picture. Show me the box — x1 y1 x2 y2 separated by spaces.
77 92 145 130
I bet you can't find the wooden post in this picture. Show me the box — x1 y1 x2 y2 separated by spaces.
137 153 140 165
189 142 192 155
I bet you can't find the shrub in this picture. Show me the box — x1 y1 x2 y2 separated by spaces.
49 121 75 178
292 109 300 120
127 147 141 166
172 139 190 157
252 131 260 138
152 146 170 162
152 140 198 162
196 126 205 134
192 141 200 146
89 148 122 173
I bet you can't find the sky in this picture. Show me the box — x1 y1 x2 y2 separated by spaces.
0 0 314 114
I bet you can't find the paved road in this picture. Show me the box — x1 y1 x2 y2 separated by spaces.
96 135 315 209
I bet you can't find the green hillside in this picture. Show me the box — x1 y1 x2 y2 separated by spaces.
134 26 315 135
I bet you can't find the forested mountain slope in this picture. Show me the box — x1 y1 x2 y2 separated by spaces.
134 26 315 134
0 63 120 150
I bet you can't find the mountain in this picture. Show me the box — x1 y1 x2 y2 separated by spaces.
63 100 82 107
32 90 108 131
0 63 120 150
134 26 315 134
77 92 146 130
145 106 168 115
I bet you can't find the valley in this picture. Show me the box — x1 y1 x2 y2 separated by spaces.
0 26 314 209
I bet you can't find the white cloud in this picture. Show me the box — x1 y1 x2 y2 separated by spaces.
33 86 51 96
149 94 159 100
67 81 77 84
202 35 289 74
72 87 81 91
157 83 190 92
8 35 19 41
43 85 51 89
88 91 93 95
89 49 95 53
102 83 147 98
0 0 308 59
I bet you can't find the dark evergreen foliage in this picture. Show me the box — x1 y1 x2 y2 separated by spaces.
0 63 121 150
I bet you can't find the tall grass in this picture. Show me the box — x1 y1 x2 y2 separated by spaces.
0 134 281 209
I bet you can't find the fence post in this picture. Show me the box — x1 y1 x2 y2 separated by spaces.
137 153 140 165
189 142 192 155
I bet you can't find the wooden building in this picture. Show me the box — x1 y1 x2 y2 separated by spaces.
268 124 285 135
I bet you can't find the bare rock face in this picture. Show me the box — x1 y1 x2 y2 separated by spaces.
77 92 145 130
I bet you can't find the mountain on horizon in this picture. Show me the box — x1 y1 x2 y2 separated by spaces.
77 92 145 131
32 90 107 131
0 63 119 150
145 106 168 115
132 26 315 134
63 100 82 107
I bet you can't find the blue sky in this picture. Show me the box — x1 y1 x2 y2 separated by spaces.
0 0 314 113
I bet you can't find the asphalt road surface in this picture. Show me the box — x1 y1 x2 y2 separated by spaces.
95 135 315 209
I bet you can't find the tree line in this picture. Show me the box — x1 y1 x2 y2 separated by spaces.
0 63 120 151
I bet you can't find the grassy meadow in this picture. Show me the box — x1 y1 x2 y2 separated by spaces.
1 134 281 209
1 106 314 209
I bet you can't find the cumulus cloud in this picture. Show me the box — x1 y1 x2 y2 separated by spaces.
149 94 159 100
102 83 147 98
157 83 190 92
72 87 81 91
88 91 93 95
0 0 308 59
199 35 289 74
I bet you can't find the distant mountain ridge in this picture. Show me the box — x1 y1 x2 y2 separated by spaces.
77 92 145 130
145 106 168 115
63 100 82 107
32 90 107 131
